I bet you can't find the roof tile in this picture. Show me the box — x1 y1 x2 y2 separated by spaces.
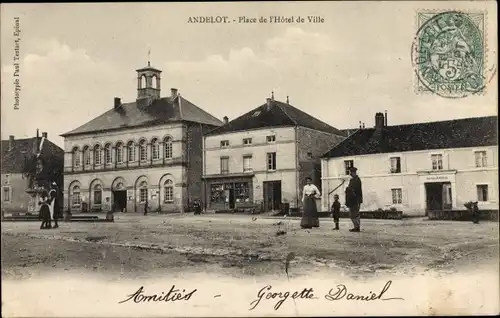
322 116 498 158
61 96 223 137
206 100 343 136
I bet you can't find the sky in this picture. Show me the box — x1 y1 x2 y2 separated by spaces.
1 2 497 148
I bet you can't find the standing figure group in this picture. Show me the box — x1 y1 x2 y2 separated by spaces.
39 183 61 230
301 166 363 232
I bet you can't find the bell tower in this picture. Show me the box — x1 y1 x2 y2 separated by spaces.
136 51 161 100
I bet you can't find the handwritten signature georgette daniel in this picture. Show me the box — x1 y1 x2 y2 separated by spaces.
250 280 404 311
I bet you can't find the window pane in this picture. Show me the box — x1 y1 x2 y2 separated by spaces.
3 187 10 201
477 185 488 201
221 158 229 173
116 145 123 163
243 156 252 172
164 138 173 159
152 140 160 160
128 143 135 162
235 182 250 202
164 180 174 202
267 153 276 170
344 160 353 175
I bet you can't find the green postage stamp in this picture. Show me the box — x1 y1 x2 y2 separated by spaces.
413 11 486 98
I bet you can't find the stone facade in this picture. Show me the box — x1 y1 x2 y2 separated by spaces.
1 173 29 213
63 122 213 213
204 126 345 211
321 146 499 216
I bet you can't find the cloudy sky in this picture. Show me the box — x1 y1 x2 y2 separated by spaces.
1 2 497 148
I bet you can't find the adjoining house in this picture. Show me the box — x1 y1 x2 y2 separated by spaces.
203 95 345 213
321 113 498 216
1 131 64 214
61 62 223 214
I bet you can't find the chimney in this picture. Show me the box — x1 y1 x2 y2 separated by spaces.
375 112 385 129
223 116 229 125
286 96 289 104
42 132 47 138
8 135 14 150
36 129 40 153
266 98 272 110
359 121 362 129
384 110 388 126
114 97 121 109
362 123 365 129
171 88 178 99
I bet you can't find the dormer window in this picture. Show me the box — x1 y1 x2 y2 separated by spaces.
252 111 261 117
220 140 230 148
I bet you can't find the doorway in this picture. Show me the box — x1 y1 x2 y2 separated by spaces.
425 182 452 213
263 181 282 212
113 190 127 212
228 189 235 209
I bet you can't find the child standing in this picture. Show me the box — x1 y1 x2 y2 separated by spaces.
331 194 341 230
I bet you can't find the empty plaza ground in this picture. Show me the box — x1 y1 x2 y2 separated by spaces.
2 214 498 280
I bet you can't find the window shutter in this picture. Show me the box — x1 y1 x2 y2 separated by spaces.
444 153 450 170
487 148 494 167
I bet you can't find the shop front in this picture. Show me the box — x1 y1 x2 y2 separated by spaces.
204 176 254 211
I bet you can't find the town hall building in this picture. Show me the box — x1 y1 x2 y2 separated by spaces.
61 62 223 213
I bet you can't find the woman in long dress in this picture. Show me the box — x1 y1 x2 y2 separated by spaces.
301 177 321 229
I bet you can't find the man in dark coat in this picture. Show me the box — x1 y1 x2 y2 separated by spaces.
345 166 363 232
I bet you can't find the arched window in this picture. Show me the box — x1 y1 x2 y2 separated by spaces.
151 138 160 160
140 75 146 88
139 139 147 162
83 146 91 166
164 179 173 203
104 143 112 164
116 142 124 164
93 184 102 205
94 145 102 166
71 185 81 207
127 141 136 162
152 75 158 89
72 147 80 167
164 136 173 159
139 181 148 203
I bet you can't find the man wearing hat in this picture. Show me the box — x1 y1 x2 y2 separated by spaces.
345 166 363 232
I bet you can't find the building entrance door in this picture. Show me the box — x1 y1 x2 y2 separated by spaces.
112 190 127 212
425 182 452 213
263 181 282 212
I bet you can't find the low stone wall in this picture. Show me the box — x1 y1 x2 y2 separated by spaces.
427 210 499 221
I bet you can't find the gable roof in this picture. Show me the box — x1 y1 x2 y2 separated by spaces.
61 96 223 137
1 137 64 174
205 99 343 136
322 116 498 158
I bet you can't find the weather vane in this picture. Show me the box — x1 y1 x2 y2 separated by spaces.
148 46 151 67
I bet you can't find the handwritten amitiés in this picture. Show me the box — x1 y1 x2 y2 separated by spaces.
118 285 197 304
325 280 404 302
249 285 316 310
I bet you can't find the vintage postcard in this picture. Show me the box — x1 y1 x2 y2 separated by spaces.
1 1 498 317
